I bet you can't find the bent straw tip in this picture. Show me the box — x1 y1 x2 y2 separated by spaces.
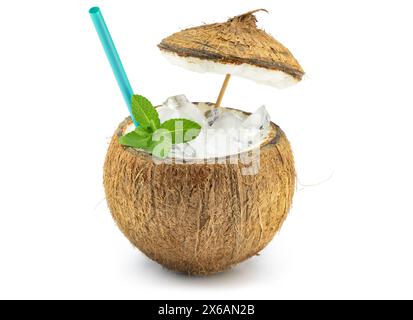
89 7 100 15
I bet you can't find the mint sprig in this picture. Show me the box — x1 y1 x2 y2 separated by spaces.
131 95 160 132
119 127 151 149
160 118 201 144
119 95 202 158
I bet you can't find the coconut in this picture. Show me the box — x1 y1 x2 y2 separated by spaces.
158 9 304 88
104 103 295 275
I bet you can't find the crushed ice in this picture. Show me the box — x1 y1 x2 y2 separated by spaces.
158 95 271 159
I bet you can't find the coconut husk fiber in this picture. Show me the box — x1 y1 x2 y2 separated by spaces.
103 104 296 275
158 9 304 81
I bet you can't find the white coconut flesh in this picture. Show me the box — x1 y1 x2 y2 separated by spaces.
123 97 275 160
161 51 298 89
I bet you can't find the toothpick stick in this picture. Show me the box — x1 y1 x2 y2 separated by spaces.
215 74 231 108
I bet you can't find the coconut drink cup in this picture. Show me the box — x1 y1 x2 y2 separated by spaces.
92 8 304 275
104 105 295 275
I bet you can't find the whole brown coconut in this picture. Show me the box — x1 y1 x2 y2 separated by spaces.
104 105 295 275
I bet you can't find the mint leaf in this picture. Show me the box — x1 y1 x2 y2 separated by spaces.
147 129 172 159
160 118 201 144
121 95 202 159
134 126 151 137
131 95 160 131
119 129 151 149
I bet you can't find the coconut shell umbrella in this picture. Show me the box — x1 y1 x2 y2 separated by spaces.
158 9 304 107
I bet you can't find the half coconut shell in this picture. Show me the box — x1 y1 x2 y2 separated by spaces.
158 10 304 88
103 103 296 275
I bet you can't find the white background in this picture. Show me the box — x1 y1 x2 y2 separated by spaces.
0 0 412 300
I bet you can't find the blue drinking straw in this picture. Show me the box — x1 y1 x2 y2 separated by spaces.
89 7 138 126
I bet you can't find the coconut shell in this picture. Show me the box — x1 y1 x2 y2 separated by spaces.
158 9 304 81
103 105 295 275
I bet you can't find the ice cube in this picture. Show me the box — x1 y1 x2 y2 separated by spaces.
156 106 181 123
162 95 207 127
205 130 222 157
188 129 208 158
242 105 270 131
211 111 243 130
238 128 262 148
204 108 222 126
210 111 244 146
179 104 208 127
163 94 190 109
172 143 196 159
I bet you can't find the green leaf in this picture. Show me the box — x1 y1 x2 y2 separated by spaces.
131 95 160 131
119 129 151 149
146 129 172 159
134 126 152 137
160 118 201 144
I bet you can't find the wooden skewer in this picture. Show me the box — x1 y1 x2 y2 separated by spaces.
215 74 231 108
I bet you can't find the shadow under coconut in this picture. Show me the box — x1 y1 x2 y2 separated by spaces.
128 252 284 288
